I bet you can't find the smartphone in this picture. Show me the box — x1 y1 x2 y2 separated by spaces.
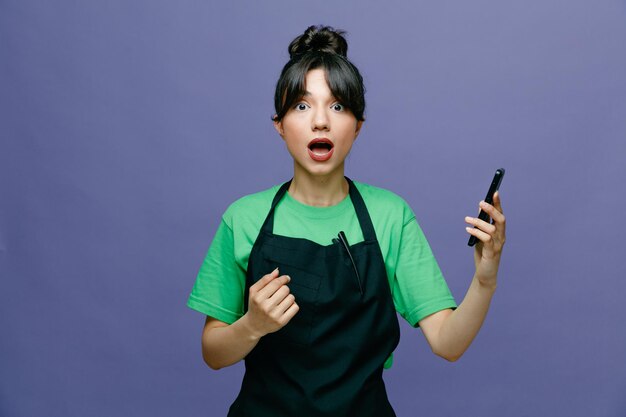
468 168 505 247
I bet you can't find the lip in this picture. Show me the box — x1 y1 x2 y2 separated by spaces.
307 138 334 162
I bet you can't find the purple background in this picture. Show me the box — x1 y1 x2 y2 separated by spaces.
1 1 625 416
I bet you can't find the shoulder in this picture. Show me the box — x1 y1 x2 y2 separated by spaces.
222 183 283 227
353 181 415 225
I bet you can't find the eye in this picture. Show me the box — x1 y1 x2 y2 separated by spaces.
294 103 309 111
332 103 345 112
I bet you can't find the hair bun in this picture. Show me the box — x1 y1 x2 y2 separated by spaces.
288 25 348 59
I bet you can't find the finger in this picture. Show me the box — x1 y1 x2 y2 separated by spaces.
479 200 505 225
257 274 291 299
266 284 291 307
493 191 503 213
465 225 492 244
280 302 300 324
465 216 496 234
249 268 280 293
489 194 506 242
275 293 296 315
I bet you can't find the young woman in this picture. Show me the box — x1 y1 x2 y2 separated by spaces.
187 25 506 417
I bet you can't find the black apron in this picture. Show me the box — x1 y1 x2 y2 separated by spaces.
228 178 401 417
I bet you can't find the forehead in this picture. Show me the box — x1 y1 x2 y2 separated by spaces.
302 69 333 97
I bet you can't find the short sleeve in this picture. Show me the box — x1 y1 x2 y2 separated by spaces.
393 218 457 327
186 218 246 324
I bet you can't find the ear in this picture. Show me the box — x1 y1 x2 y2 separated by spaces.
354 120 364 139
273 117 284 138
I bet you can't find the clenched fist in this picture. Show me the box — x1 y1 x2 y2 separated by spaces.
244 268 299 339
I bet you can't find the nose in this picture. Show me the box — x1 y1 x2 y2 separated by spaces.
311 107 330 131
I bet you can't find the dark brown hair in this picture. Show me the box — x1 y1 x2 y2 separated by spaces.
273 25 366 122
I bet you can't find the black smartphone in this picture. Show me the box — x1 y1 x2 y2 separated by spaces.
468 168 505 247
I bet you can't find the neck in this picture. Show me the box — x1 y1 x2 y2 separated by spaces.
288 164 348 207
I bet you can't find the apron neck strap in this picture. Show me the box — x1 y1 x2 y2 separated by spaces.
260 177 377 242
260 180 292 234
345 177 377 242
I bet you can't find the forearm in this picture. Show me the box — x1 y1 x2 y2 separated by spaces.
428 192 504 361
202 314 261 370
435 276 496 361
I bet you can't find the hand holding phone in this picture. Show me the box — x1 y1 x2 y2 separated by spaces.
468 168 505 247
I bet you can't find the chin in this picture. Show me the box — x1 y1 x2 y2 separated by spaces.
302 164 344 179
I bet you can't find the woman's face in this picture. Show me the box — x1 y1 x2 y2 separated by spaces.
274 69 363 180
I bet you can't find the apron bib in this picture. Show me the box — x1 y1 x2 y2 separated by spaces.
228 178 401 417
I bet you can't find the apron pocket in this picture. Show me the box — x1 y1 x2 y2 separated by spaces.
261 255 322 346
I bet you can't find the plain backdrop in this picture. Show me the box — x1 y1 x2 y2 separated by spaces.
1 1 625 416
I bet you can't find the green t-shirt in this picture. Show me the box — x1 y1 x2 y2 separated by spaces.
187 181 457 366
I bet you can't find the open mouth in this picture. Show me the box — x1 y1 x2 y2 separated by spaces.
307 138 334 161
